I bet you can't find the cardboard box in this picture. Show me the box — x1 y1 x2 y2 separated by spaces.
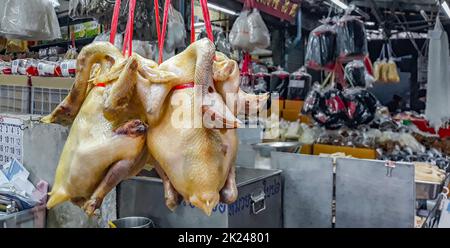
299 115 312 125
31 76 74 89
313 144 377 160
284 100 304 112
299 144 313 155
282 110 300 121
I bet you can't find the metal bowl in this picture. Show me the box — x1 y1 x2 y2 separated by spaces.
251 142 301 157
110 217 155 228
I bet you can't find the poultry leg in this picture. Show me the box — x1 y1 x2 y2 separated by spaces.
220 164 238 204
83 148 150 216
152 160 181 211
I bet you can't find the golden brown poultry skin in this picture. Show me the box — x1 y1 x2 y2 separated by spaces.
46 56 150 215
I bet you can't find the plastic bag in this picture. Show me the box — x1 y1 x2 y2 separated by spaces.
305 23 337 71
94 32 124 50
336 15 367 61
302 83 322 114
288 67 312 100
314 89 347 129
285 121 301 139
37 60 61 77
247 9 271 49
64 47 79 60
253 72 270 94
0 0 61 41
0 61 12 74
343 88 378 127
166 5 186 51
132 40 154 59
387 59 400 83
69 0 114 21
198 29 232 57
230 10 252 51
344 60 367 88
60 60 77 77
270 67 290 100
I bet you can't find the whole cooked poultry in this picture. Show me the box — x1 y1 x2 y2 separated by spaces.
43 39 267 216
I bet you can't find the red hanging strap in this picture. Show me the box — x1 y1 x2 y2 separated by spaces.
241 52 251 74
154 0 161 45
190 0 196 43
199 0 214 43
109 0 122 44
122 0 137 57
158 0 172 64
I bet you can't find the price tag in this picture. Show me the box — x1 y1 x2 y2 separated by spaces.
289 80 305 88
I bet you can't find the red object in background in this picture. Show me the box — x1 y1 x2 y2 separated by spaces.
26 65 38 76
2 68 12 74
364 56 374 76
412 118 450 138
237 0 300 22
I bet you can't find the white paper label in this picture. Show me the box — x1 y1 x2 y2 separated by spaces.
11 60 20 74
0 117 24 165
289 80 305 88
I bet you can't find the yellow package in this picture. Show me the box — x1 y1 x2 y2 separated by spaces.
0 37 6 51
6 39 28 53
387 60 400 83
380 60 389 83
373 60 382 81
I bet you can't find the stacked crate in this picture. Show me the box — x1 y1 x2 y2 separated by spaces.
0 85 30 114
0 75 30 114
31 87 70 115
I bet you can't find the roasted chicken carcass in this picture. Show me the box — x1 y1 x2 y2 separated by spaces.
43 42 180 215
43 38 267 217
147 49 268 215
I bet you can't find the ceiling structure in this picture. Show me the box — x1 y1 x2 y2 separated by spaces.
302 0 446 34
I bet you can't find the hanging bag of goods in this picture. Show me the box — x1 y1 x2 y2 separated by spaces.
344 60 368 88
288 67 312 100
303 73 347 130
386 59 400 83
247 9 271 49
305 23 337 71
336 15 368 62
230 10 252 51
165 4 186 52
270 67 290 100
0 0 61 41
343 88 378 128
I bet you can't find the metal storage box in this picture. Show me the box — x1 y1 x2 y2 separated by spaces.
117 167 282 228
0 205 46 228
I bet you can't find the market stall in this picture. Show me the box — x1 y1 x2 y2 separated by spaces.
0 0 450 229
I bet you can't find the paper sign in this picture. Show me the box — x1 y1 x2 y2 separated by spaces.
0 116 24 165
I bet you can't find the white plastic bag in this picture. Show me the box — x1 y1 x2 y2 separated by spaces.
166 5 186 51
247 9 270 49
94 32 123 50
0 0 61 40
230 10 252 51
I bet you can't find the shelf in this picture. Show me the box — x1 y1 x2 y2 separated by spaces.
0 75 74 89
0 75 29 86
57 15 95 27
29 37 96 51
